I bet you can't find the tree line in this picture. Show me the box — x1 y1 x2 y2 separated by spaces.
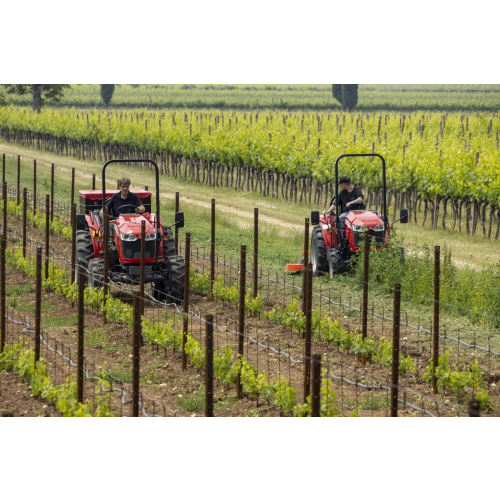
1 85 360 111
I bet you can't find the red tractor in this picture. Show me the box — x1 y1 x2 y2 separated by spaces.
75 159 185 302
310 154 408 277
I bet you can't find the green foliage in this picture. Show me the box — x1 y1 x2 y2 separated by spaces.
0 344 113 417
351 234 500 328
4 200 72 240
184 335 206 369
1 84 70 111
266 299 415 375
294 370 342 417
189 268 211 295
424 352 492 409
179 392 205 413
212 348 297 413
209 274 264 314
265 299 305 333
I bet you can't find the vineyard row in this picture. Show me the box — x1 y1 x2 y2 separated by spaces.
2 107 500 239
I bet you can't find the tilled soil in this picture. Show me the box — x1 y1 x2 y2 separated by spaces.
0 371 60 417
1 211 498 417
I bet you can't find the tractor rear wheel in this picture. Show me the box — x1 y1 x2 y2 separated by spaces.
88 258 104 289
75 230 94 285
328 247 347 277
164 228 176 259
311 227 328 277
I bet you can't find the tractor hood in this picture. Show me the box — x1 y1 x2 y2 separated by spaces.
345 211 384 231
115 215 157 239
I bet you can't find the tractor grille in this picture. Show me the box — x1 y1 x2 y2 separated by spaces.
353 230 385 248
121 240 156 260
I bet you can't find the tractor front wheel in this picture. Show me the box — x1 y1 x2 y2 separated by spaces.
311 227 328 277
163 228 176 259
153 256 185 303
75 230 94 286
88 259 104 289
328 247 347 277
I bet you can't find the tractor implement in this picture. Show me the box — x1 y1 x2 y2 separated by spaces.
286 251 310 273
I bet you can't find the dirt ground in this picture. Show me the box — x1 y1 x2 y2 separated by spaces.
0 371 60 417
1 208 498 417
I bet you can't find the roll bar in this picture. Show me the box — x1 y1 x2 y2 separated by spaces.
335 154 388 222
102 159 161 265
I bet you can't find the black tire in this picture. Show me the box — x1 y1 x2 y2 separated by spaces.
154 256 185 303
328 247 347 277
76 230 94 286
163 228 176 259
88 258 104 289
311 227 328 277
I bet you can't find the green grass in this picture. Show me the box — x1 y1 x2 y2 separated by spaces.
105 363 133 383
5 284 35 296
179 392 205 413
84 329 108 348
102 346 122 354
42 314 78 328
15 301 54 314
141 371 165 385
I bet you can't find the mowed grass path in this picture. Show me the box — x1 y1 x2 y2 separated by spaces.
1 142 498 270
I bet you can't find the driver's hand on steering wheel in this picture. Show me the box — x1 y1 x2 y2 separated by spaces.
346 202 352 209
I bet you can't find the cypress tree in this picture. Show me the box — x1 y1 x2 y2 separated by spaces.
100 84 115 106
332 84 359 111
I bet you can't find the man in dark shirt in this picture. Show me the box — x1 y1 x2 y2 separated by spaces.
99 178 145 218
324 176 365 238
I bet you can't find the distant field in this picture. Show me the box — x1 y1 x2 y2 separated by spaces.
3 84 500 111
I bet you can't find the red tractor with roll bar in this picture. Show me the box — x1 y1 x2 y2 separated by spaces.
307 153 408 278
75 159 186 303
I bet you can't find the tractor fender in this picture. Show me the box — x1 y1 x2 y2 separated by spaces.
318 216 340 249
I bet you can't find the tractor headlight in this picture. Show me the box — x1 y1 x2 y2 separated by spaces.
145 233 157 241
352 225 365 232
373 224 385 232
120 233 138 242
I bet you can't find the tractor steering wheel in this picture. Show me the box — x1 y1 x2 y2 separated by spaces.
117 205 141 215
348 203 367 211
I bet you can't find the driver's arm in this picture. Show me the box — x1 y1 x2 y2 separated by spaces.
136 205 146 214
347 196 364 208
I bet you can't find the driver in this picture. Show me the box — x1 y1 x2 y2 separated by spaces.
99 178 146 218
324 176 364 238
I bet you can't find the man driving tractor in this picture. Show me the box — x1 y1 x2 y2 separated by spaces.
99 178 146 218
324 176 365 238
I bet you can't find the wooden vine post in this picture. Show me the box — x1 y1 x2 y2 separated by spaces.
237 245 246 400
182 233 191 372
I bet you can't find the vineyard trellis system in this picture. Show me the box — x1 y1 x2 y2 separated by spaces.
2 177 499 355
1 185 497 416
0 227 474 417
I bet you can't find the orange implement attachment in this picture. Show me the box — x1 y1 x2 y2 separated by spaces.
286 264 304 272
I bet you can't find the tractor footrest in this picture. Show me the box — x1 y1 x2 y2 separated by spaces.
129 266 153 276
